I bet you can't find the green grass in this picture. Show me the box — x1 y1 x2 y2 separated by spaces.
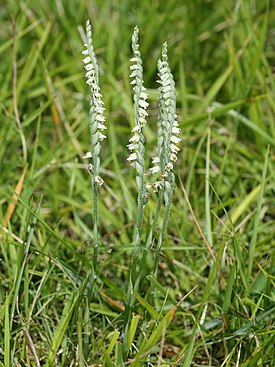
1 0 275 366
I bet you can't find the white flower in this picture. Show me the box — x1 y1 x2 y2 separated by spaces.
130 64 140 70
160 172 168 180
130 71 138 78
85 70 94 78
130 57 139 62
82 152 92 159
149 165 161 175
132 125 141 133
171 135 181 144
83 56 91 64
140 91 148 99
95 175 104 186
84 64 93 71
146 181 163 192
98 123 107 130
166 162 173 172
96 115 106 122
138 117 147 126
139 99 149 109
171 143 180 153
127 143 139 150
172 126 180 134
99 132 107 140
83 20 107 179
170 153 177 162
129 134 140 143
127 152 137 162
152 156 160 164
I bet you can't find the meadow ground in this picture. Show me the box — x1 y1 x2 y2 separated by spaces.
0 1 274 366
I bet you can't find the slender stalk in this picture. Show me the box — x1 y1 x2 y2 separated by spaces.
82 20 107 282
91 179 99 279
154 173 175 277
149 43 181 277
123 26 149 357
205 126 213 248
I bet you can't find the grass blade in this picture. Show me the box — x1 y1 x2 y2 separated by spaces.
248 147 269 285
4 295 10 367
46 292 79 366
205 127 213 248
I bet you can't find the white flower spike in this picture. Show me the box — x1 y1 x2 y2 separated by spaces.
127 26 149 193
82 20 107 186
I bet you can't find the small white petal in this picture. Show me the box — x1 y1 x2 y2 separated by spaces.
163 92 172 99
149 165 161 174
152 156 160 164
98 123 107 130
127 143 138 150
166 162 173 171
162 78 171 87
171 144 180 153
130 64 140 70
139 108 148 117
82 50 89 55
170 153 178 162
95 175 104 186
86 78 94 85
171 135 181 144
99 132 107 140
140 91 148 99
85 70 94 78
162 85 172 93
130 57 139 62
160 172 168 180
94 90 102 97
139 117 147 126
84 64 93 71
83 56 91 64
127 152 137 162
130 70 138 78
132 125 141 133
129 134 140 143
95 106 105 114
147 181 163 192
139 99 149 109
82 152 92 159
172 126 180 134
96 115 106 122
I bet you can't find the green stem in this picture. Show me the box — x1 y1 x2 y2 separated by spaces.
154 173 175 277
123 181 145 358
91 175 99 281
